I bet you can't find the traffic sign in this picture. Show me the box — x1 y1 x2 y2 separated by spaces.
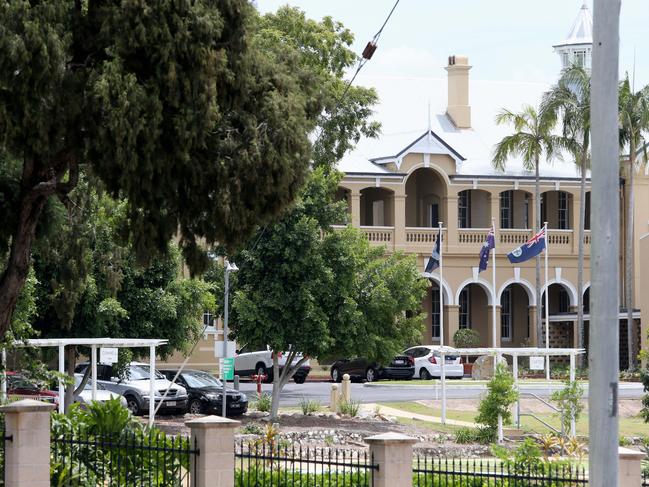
219 357 234 381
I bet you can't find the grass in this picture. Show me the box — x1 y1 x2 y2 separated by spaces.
378 378 589 386
382 401 649 437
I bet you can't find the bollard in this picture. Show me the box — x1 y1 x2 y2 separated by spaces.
233 375 240 391
341 373 351 403
330 384 339 412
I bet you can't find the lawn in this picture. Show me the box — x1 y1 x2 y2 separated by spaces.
382 401 649 438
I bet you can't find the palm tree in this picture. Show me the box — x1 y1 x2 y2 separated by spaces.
493 105 561 349
618 76 649 370
541 66 591 367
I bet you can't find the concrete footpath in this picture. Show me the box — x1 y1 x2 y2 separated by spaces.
361 403 476 427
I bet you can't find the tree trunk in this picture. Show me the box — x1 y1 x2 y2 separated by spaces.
625 147 636 370
270 354 281 420
577 150 587 367
269 350 308 421
64 346 77 413
535 156 543 347
0 191 51 336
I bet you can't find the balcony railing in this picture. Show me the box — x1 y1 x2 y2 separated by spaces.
500 229 532 245
457 228 490 244
405 227 444 244
360 226 394 244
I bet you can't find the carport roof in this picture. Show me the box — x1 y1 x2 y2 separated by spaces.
12 338 168 348
433 346 585 356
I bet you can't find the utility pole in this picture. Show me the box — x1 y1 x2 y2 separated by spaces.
589 0 620 485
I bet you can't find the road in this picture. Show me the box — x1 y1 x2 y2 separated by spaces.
237 380 645 407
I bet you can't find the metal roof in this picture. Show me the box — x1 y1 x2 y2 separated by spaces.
431 346 585 356
12 338 168 348
553 3 593 48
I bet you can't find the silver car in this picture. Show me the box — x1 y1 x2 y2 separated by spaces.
75 362 188 415
73 374 127 408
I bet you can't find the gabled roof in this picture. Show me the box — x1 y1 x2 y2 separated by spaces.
553 3 593 48
370 129 466 167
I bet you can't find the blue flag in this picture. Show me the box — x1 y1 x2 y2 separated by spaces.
424 228 442 273
478 227 495 272
507 228 546 263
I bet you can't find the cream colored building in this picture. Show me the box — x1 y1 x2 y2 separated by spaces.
164 4 649 371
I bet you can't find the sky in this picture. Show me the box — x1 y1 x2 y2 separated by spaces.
257 1 649 88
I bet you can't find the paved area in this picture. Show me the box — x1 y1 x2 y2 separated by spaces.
361 403 476 427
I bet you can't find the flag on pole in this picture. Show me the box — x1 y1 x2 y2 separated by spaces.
425 227 442 273
506 227 546 263
478 226 495 272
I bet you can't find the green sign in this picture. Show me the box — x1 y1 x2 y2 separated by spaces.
220 357 235 381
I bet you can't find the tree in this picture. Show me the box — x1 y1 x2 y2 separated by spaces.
492 105 561 348
618 77 649 370
0 0 324 336
542 66 591 366
31 179 214 409
232 169 427 419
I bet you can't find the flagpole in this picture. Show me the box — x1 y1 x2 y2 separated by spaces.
439 221 446 425
544 222 550 381
491 218 497 349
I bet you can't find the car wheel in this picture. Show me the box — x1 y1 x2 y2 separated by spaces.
419 368 432 380
293 375 306 384
188 399 204 415
125 395 140 416
331 367 341 383
365 368 377 383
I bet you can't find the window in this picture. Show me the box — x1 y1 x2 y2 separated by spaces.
540 193 546 225
428 203 439 227
459 288 471 329
202 310 216 331
562 52 569 68
574 50 586 68
558 192 569 229
500 191 513 229
523 194 530 229
458 191 471 228
501 288 512 341
558 288 570 313
584 192 591 230
431 287 441 339
372 200 385 226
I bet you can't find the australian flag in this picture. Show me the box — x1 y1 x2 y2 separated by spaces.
478 227 495 272
424 228 442 273
507 228 546 263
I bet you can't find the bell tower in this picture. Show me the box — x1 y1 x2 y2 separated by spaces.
553 2 593 74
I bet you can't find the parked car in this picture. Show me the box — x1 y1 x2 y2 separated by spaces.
73 373 128 408
329 355 415 382
5 372 58 404
402 346 464 380
74 362 188 415
160 369 248 416
234 345 311 384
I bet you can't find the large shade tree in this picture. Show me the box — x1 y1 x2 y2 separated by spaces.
493 105 561 348
542 65 591 366
618 76 649 369
0 0 324 336
231 169 427 419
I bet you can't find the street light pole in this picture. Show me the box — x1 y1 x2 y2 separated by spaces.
221 261 238 418
590 0 621 485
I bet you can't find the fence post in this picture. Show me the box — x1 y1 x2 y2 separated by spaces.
186 415 240 487
365 432 417 487
0 399 55 487
341 374 351 402
618 447 645 487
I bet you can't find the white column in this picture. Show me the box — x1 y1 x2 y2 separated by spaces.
58 345 65 414
441 351 446 424
149 345 156 426
570 352 576 437
91 345 97 401
492 219 498 348
544 222 550 381
439 222 444 347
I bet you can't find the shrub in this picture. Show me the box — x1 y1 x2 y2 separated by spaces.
641 369 649 422
252 393 272 412
240 423 264 435
476 363 518 429
454 426 496 445
338 399 360 417
550 380 584 434
299 397 322 415
453 328 480 348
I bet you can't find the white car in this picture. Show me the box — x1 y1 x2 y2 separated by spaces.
402 346 464 380
234 345 311 384
73 374 127 408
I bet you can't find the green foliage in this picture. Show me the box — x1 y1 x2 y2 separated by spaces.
299 397 322 415
52 398 139 438
476 364 519 429
236 470 370 487
240 423 264 436
252 393 272 413
453 328 480 348
454 427 496 445
338 399 360 417
640 369 649 422
550 380 584 434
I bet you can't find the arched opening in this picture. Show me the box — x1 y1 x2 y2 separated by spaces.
541 283 574 352
422 279 452 344
541 191 573 230
583 287 590 313
500 283 531 347
334 187 351 224
360 187 394 226
456 283 491 347
499 190 532 229
457 189 492 228
405 168 447 227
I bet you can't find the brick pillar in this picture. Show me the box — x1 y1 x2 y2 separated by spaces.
0 399 56 487
366 433 417 487
186 415 240 487
618 447 645 487
446 305 460 346
528 305 538 347
445 195 459 250
351 190 361 227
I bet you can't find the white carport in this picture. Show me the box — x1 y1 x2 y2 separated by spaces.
434 346 585 441
7 338 168 426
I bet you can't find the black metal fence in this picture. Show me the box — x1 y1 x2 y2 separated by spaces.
51 429 198 486
642 462 649 487
413 455 588 486
0 424 6 486
234 441 377 487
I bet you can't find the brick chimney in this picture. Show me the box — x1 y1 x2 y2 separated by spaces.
445 55 472 129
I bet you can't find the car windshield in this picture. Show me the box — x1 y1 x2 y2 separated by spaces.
182 372 222 389
127 365 165 380
74 375 106 391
